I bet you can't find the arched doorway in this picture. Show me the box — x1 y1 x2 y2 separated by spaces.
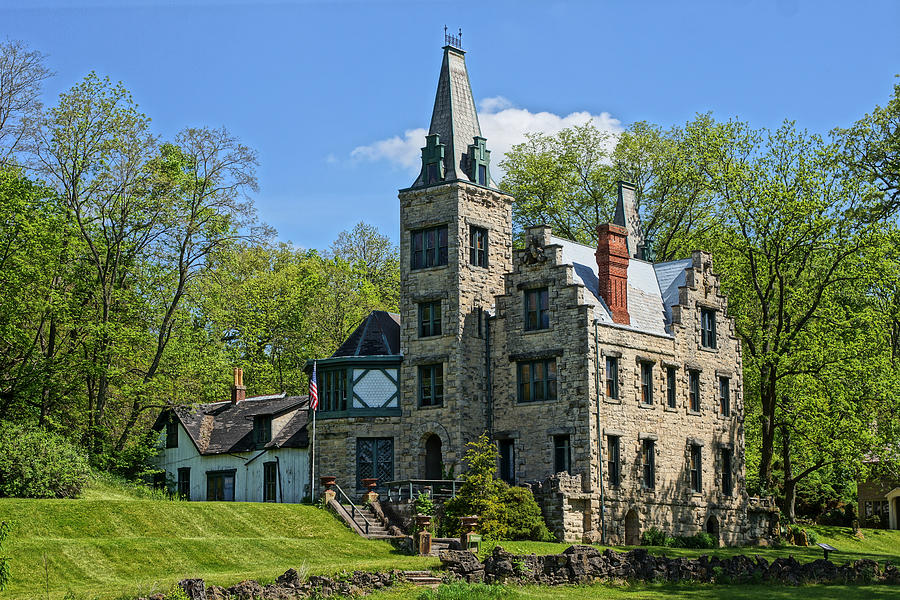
424 434 442 480
624 509 640 546
706 515 720 541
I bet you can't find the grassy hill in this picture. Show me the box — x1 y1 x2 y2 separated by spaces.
2 476 899 600
0 476 436 600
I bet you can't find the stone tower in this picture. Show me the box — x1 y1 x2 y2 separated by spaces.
396 38 513 478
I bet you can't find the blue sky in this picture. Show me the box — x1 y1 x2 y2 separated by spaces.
3 0 899 249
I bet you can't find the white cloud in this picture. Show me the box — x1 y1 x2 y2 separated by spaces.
350 96 622 177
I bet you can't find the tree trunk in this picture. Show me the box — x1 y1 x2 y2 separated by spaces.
759 364 778 489
781 424 796 523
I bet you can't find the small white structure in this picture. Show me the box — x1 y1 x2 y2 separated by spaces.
154 368 310 503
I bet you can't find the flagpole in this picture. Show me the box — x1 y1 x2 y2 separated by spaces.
311 405 317 501
310 360 317 502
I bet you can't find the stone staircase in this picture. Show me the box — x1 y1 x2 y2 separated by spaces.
340 503 393 539
401 570 443 587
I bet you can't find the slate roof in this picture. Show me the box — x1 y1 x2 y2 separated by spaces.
411 45 498 189
552 235 692 337
332 311 400 357
156 394 309 455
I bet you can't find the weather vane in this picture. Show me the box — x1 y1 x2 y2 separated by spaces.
444 25 463 49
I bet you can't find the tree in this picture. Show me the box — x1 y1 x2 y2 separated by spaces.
499 121 715 259
684 116 878 503
836 79 900 219
330 221 399 310
0 39 52 165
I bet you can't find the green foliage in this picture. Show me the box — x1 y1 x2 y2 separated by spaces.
414 491 436 516
0 423 90 498
640 527 716 549
443 434 551 541
418 582 519 600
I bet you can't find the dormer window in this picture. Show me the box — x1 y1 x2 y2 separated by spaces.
420 134 445 186
165 420 178 449
478 164 487 185
253 415 272 449
465 136 491 186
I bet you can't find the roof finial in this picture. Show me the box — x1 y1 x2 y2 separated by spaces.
444 25 463 49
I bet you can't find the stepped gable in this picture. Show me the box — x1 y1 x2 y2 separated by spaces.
331 310 400 357
156 394 309 454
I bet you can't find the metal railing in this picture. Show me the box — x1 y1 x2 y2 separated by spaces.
333 482 374 536
384 479 460 502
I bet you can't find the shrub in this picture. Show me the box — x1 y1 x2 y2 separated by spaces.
0 423 90 498
805 528 818 544
442 433 551 541
641 526 668 547
414 491 436 515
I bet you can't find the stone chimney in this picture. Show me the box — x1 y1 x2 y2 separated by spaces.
595 223 631 325
231 367 246 404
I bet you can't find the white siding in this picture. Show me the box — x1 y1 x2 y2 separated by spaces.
156 425 309 503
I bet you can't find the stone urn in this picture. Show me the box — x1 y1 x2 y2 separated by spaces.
362 478 378 490
320 475 337 489
416 514 432 530
460 515 479 533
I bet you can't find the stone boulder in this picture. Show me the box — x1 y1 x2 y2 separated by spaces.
178 579 207 600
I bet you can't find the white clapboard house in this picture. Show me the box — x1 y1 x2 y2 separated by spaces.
154 368 310 503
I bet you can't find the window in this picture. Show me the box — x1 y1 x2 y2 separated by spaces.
642 440 655 489
207 470 235 501
719 377 731 417
356 437 393 490
253 415 272 449
553 435 571 474
177 467 190 500
263 461 277 502
524 288 549 330
321 369 348 412
607 436 621 488
418 301 441 337
666 366 677 409
478 164 487 186
418 364 444 407
689 370 701 412
499 440 515 485
701 308 717 349
470 226 488 268
411 226 448 270
690 445 703 493
165 420 178 449
426 162 439 184
721 448 733 496
517 359 557 403
640 363 654 405
605 356 619 399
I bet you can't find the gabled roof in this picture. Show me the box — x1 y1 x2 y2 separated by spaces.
155 394 309 455
552 235 692 337
332 311 400 357
411 45 498 189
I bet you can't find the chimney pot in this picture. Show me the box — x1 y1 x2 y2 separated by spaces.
595 223 631 325
232 367 246 404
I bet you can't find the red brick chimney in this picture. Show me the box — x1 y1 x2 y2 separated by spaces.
231 367 246 404
595 223 631 325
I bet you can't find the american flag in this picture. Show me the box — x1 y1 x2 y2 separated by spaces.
309 361 318 411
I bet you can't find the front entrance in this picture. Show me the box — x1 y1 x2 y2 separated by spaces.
424 434 442 480
624 509 640 546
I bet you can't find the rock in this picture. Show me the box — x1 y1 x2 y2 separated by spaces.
178 579 207 600
225 579 263 599
205 585 226 600
439 548 485 582
581 530 603 545
275 568 302 587
795 529 808 547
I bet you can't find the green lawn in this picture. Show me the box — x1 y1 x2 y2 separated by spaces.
1 477 898 600
369 582 900 600
482 526 900 566
0 477 437 599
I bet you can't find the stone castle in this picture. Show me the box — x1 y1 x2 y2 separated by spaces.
309 39 774 544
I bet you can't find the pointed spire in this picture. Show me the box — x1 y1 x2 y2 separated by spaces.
613 181 647 259
413 41 495 189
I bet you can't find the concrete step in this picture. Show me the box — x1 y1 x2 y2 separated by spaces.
402 571 442 587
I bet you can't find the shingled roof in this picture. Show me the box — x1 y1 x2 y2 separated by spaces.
156 394 309 455
332 311 400 357
553 235 693 337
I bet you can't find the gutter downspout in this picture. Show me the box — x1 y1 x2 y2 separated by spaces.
485 311 493 436
594 319 607 545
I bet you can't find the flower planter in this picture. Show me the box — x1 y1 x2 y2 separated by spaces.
362 478 378 490
320 475 336 489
